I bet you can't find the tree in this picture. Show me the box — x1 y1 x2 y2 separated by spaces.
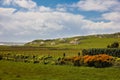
107 42 119 48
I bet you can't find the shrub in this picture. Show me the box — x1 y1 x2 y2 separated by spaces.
0 55 3 60
114 58 120 67
60 56 83 66
108 42 119 48
83 54 114 68
58 60 66 65
73 56 82 66
57 57 73 65
82 48 120 57
33 60 39 64
83 55 95 66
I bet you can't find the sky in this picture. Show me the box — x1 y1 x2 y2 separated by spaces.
0 0 120 42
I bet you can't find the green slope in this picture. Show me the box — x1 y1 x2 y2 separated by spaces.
25 32 120 49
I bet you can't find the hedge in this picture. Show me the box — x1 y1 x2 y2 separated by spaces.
82 48 120 57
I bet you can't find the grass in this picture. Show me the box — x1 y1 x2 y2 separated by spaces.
0 49 81 58
54 38 120 49
0 60 120 80
26 36 120 49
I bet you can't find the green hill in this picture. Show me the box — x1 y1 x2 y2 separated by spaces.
25 32 120 49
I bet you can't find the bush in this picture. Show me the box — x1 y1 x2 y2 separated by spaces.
0 55 3 60
60 56 83 66
57 57 73 65
83 54 114 68
56 56 82 66
33 60 39 64
82 48 120 57
58 60 66 65
107 42 119 48
56 54 114 68
73 56 82 66
114 58 120 67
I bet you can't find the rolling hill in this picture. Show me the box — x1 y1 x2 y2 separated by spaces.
25 32 120 49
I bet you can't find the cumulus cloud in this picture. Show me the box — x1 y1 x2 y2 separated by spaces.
0 7 16 14
56 4 67 12
1 0 37 9
0 8 83 35
102 12 120 22
72 0 120 12
0 7 119 38
39 6 53 12
0 7 82 41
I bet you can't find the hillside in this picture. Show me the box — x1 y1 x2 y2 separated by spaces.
0 42 25 46
25 32 120 49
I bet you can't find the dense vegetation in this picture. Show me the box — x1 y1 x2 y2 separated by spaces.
0 51 115 68
82 48 120 57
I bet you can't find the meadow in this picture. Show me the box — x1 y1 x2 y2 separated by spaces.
0 60 120 80
26 37 120 49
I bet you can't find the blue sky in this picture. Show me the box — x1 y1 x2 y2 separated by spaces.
0 0 120 42
33 0 79 7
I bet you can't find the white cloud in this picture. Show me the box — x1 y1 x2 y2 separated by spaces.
0 31 3 35
39 6 52 12
0 7 81 36
56 4 67 12
72 0 120 12
0 8 72 37
0 7 16 14
14 0 37 9
83 21 120 30
0 7 120 38
2 0 12 5
2 0 37 9
56 7 66 12
1 0 65 12
102 12 120 22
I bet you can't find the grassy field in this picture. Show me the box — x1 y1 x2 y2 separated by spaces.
0 46 81 57
53 38 120 49
26 37 120 49
0 60 120 80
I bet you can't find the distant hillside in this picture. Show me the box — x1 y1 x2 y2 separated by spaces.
0 42 25 46
25 32 120 49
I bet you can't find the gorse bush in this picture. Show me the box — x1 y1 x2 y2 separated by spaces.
73 56 83 66
57 54 114 68
58 56 83 66
83 54 114 68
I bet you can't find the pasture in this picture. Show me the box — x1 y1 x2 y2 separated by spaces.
0 60 120 80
